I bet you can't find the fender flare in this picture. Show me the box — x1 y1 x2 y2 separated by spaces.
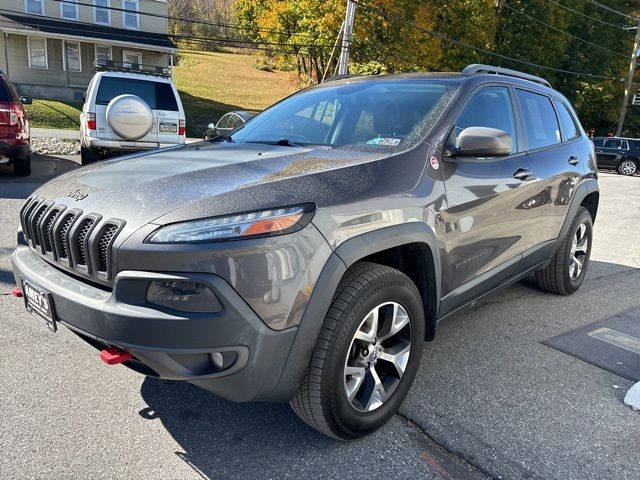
266 222 441 401
556 178 599 246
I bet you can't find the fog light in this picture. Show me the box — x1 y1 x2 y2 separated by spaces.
210 352 224 368
146 281 222 313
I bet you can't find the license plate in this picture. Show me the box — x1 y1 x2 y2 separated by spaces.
159 123 177 133
21 277 56 332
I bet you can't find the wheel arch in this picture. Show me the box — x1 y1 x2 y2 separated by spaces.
333 223 441 342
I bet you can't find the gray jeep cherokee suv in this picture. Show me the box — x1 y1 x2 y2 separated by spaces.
12 64 598 439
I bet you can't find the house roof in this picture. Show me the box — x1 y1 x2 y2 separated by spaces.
0 13 175 50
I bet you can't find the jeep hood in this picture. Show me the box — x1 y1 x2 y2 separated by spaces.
30 141 393 233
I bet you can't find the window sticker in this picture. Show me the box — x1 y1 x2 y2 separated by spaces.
366 137 401 146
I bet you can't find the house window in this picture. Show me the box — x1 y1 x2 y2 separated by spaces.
60 0 78 20
28 37 47 69
63 41 82 72
123 50 142 68
123 0 139 29
94 0 110 25
25 0 44 15
95 44 112 61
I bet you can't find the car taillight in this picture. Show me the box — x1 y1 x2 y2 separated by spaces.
87 112 96 131
179 119 185 136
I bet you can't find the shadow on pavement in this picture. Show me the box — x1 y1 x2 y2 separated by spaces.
0 153 79 199
138 260 639 480
138 378 335 478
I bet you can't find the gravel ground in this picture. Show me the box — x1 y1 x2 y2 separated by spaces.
30 137 80 156
0 158 638 480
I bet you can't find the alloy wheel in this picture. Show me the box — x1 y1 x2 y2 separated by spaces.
620 161 637 175
569 222 589 280
343 302 412 413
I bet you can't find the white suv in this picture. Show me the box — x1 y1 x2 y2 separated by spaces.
80 70 185 164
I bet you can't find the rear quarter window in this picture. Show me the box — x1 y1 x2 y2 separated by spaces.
554 100 580 140
0 77 17 102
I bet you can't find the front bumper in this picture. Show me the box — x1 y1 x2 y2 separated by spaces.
11 245 297 402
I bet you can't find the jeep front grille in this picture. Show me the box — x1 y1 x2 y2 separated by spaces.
19 197 125 283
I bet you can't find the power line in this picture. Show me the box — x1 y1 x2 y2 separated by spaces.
584 0 637 21
50 0 337 41
352 0 617 80
0 9 334 51
545 0 628 30
502 2 627 58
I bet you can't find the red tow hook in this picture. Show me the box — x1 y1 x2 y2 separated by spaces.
99 347 133 365
12 287 23 298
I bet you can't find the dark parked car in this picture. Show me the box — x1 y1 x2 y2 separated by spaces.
12 64 598 439
592 137 638 176
0 72 31 175
203 110 258 140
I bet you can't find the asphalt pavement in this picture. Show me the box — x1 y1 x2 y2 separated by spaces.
0 155 638 480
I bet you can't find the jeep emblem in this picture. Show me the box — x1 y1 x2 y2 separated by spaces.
67 189 88 201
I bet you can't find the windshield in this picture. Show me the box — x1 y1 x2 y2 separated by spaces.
230 79 458 151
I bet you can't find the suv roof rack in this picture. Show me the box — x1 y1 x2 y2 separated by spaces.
93 59 171 78
461 64 551 88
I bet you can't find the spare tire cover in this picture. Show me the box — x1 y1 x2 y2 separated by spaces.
106 94 153 141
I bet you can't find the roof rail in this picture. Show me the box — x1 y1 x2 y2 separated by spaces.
92 59 171 78
461 64 551 88
322 74 356 83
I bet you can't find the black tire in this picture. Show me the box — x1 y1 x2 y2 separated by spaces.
290 262 425 439
12 153 31 176
80 146 100 165
535 206 593 295
617 159 637 176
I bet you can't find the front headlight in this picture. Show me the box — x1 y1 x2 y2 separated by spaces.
146 204 314 244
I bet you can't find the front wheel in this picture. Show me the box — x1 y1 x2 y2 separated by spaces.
290 262 425 439
535 206 593 295
618 159 637 176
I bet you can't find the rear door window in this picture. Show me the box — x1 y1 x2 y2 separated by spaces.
592 139 603 147
516 89 561 150
554 101 580 140
602 139 627 149
456 86 517 153
96 77 178 112
155 83 178 111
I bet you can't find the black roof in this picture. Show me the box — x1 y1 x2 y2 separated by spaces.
0 13 175 49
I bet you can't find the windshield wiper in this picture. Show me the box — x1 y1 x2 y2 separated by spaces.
247 138 302 147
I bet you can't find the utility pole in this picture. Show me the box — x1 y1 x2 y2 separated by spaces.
616 19 640 137
337 0 356 75
322 22 344 82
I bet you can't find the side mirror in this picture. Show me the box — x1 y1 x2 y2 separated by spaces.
73 91 85 103
20 96 32 105
207 123 215 130
450 127 513 157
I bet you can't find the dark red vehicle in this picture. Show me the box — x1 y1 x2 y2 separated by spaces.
0 72 31 176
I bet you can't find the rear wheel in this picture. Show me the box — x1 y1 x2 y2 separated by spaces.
535 206 592 295
12 153 31 176
290 262 424 439
80 146 101 165
618 159 637 176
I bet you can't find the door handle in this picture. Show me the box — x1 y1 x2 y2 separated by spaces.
568 156 581 166
513 168 533 181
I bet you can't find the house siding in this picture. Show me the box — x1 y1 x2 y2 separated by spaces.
0 0 168 34
4 34 169 99
0 0 172 100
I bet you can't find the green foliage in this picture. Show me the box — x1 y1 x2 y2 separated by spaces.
225 0 640 133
